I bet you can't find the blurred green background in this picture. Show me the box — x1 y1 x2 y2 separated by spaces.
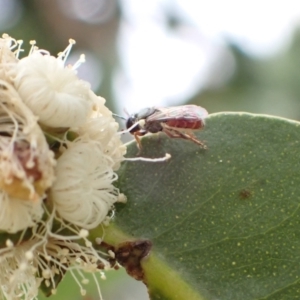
3 0 300 299
6 0 300 121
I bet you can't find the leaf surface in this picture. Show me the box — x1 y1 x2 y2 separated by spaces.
107 113 300 300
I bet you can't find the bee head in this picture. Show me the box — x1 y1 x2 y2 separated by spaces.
126 116 140 133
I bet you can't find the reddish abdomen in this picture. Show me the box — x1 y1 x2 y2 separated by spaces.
165 119 204 129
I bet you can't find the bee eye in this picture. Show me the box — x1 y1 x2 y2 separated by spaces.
126 117 140 133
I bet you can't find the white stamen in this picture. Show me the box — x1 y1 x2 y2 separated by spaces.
72 54 85 70
25 250 33 260
51 289 57 295
125 153 171 162
79 229 89 238
108 250 115 259
6 239 13 247
117 193 127 203
57 38 76 65
95 237 102 245
85 240 92 248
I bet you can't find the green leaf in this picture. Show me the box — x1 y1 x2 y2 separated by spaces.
106 112 300 300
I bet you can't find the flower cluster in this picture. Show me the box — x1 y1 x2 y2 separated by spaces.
0 34 126 299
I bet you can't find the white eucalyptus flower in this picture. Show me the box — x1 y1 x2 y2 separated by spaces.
76 92 126 170
40 234 111 298
0 192 44 233
0 81 55 195
50 140 120 229
0 221 110 300
0 80 55 232
14 40 94 128
0 236 45 300
0 34 20 83
0 35 127 299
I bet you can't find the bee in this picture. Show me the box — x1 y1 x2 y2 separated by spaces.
126 105 208 151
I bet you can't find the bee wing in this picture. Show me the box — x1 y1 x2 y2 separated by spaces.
146 105 208 123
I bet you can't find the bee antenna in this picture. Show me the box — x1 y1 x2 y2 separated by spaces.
112 113 127 120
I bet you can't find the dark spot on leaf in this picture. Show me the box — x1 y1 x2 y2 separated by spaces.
239 189 252 199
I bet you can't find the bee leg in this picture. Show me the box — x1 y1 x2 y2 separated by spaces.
133 132 144 155
164 128 207 149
